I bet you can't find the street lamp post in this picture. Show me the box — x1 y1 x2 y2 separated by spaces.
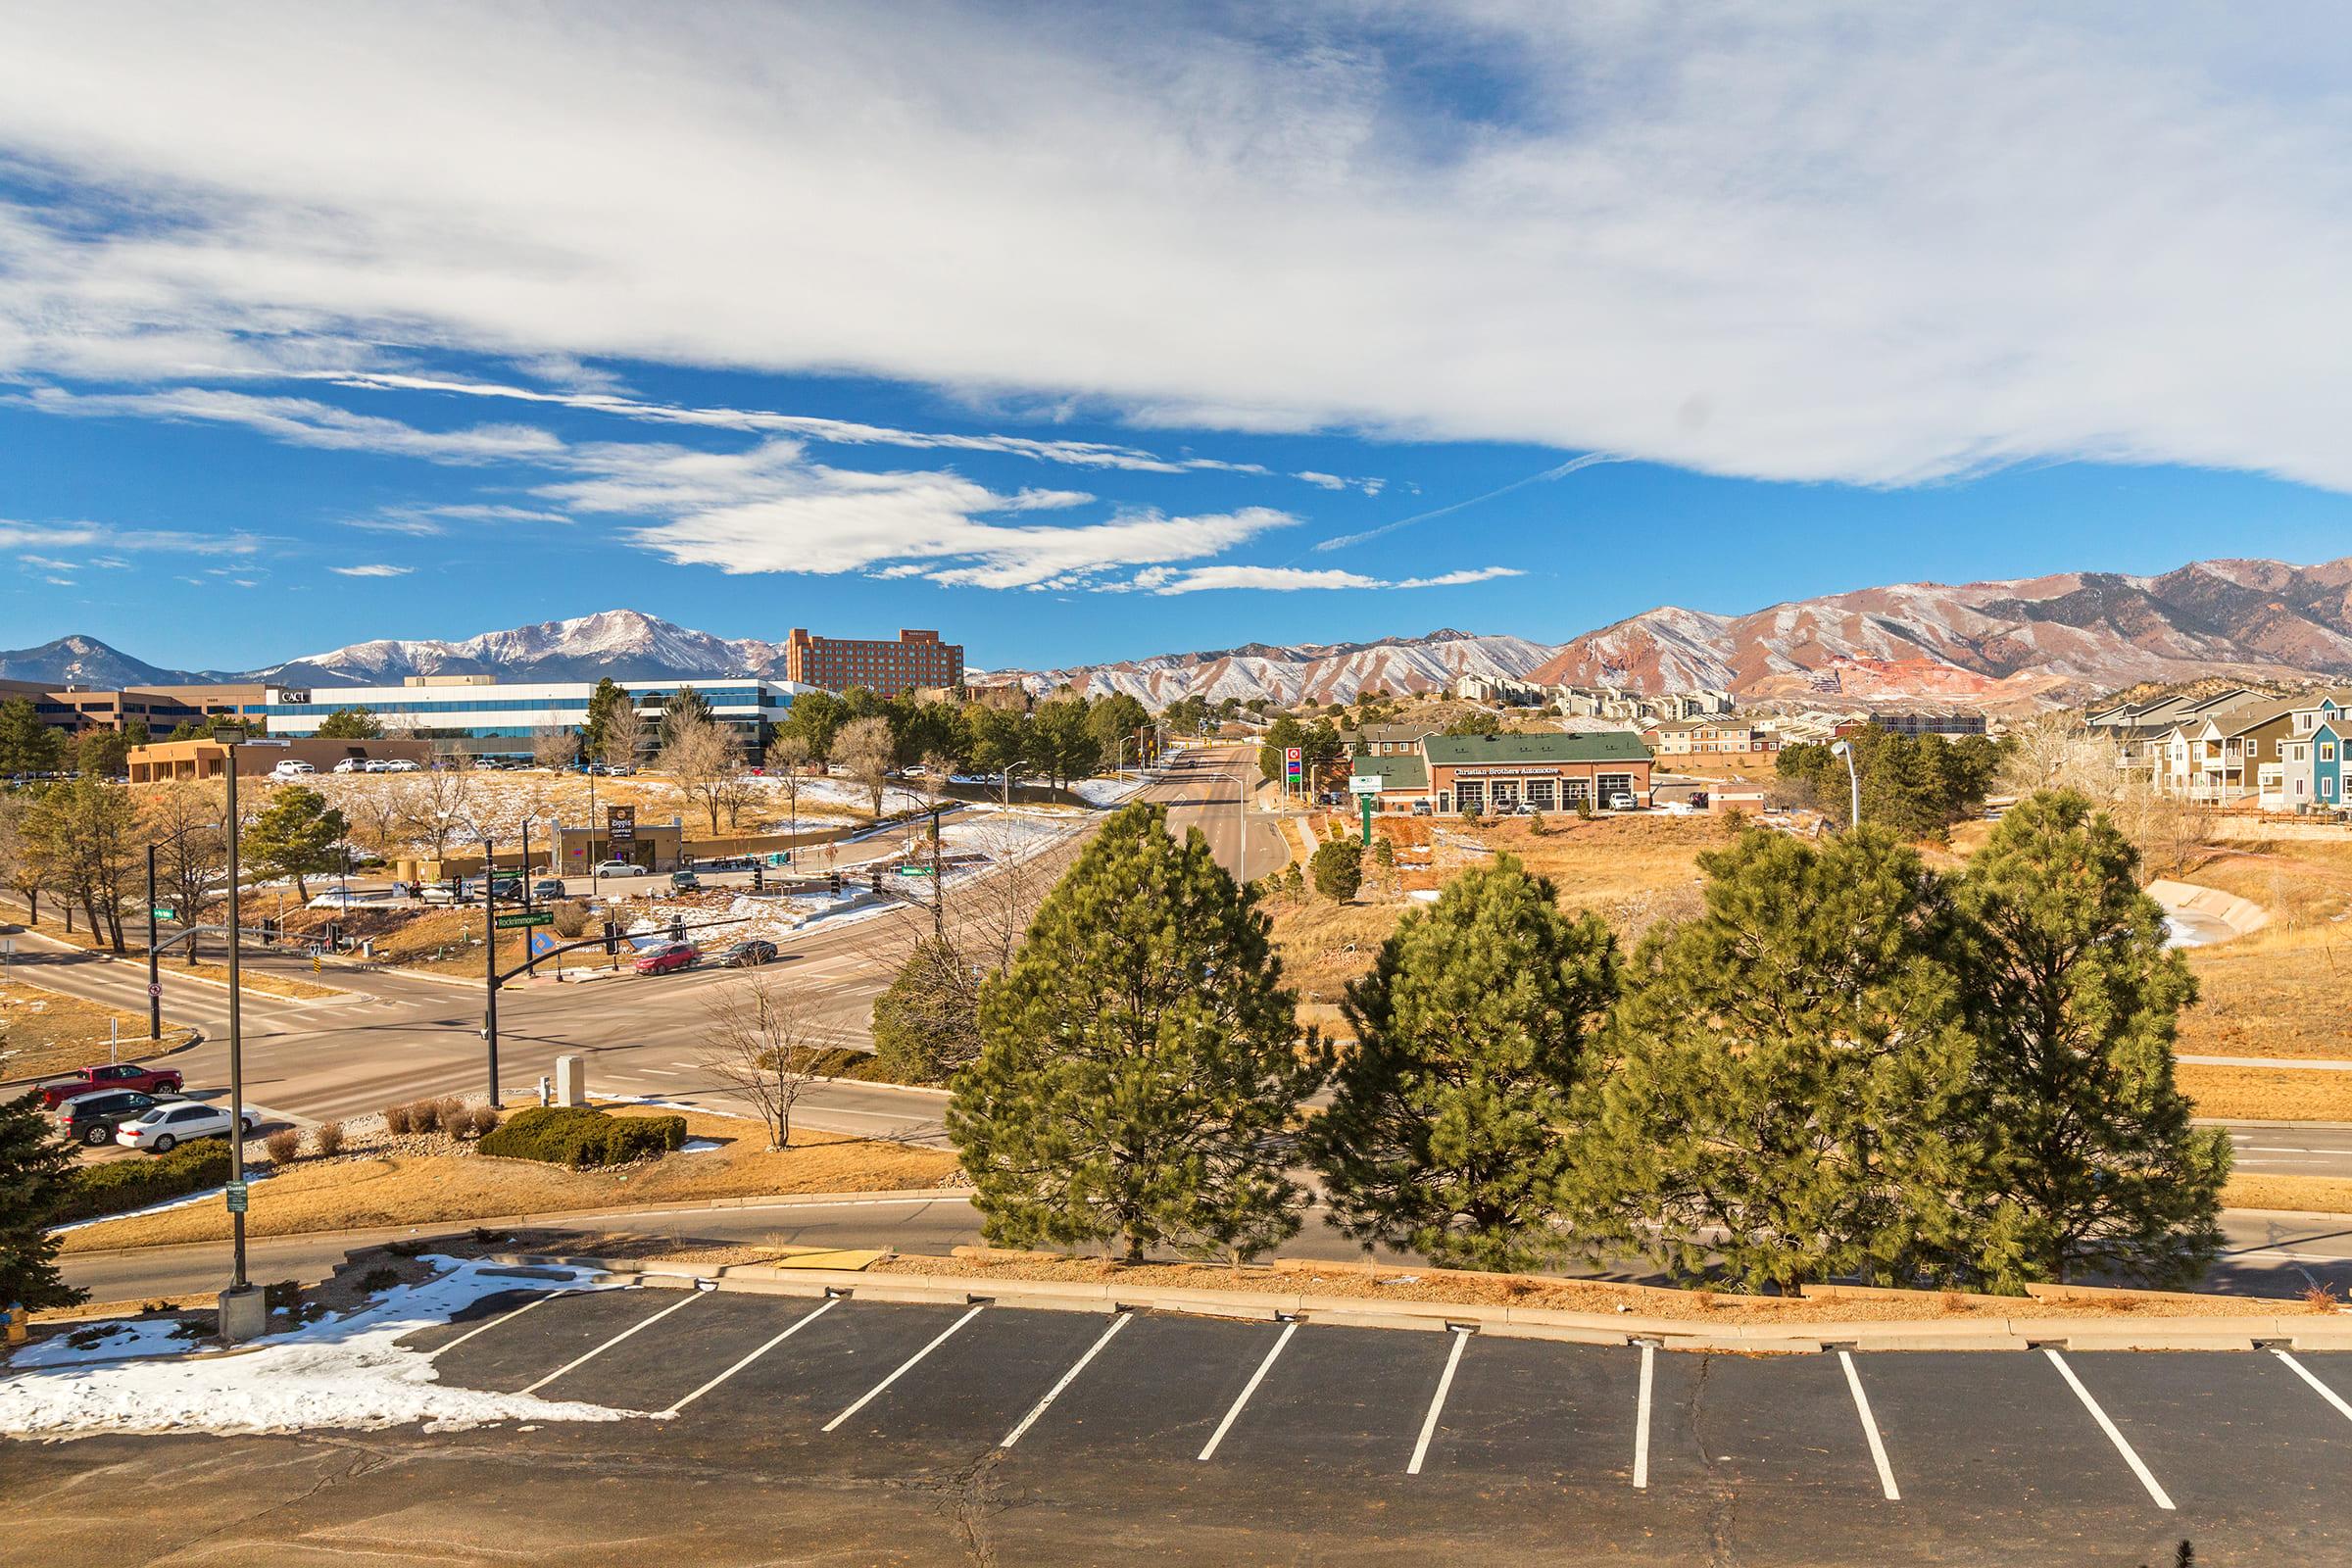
473 828 502 1106
144 842 160 1042
1831 739 1861 828
219 733 286 1344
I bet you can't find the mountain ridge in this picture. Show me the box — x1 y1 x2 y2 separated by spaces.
8 552 2352 710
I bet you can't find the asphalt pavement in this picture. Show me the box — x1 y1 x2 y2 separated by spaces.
9 1281 2350 1564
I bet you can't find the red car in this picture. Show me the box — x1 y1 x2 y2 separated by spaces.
36 1062 185 1109
632 942 699 975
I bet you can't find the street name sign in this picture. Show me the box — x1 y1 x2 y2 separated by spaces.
495 910 555 929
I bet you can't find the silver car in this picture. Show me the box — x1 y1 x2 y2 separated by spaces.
115 1101 260 1153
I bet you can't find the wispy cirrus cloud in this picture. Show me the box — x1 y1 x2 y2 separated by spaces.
15 387 564 465
329 564 412 577
1127 564 1522 596
0 517 261 556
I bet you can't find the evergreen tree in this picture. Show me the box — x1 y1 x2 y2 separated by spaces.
948 803 1326 1260
1949 790 2229 1287
242 784 349 900
1313 855 1619 1271
315 707 382 739
0 699 64 776
777 689 844 769
659 686 714 748
1577 826 1982 1290
1309 837 1363 901
871 935 986 1084
580 678 630 760
1086 693 1152 772
1028 697 1097 788
0 1081 82 1311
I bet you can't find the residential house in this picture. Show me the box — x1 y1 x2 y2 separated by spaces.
2152 696 2302 805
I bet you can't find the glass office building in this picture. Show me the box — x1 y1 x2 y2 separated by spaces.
262 678 807 761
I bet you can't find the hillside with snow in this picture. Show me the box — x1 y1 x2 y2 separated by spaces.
977 629 1563 706
257 610 793 685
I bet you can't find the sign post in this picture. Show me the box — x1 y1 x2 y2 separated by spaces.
495 909 555 930
1348 773 1382 846
1284 745 1302 805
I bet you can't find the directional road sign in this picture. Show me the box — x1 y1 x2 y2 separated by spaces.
495 910 555 929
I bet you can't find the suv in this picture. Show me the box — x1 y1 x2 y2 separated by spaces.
531 878 567 901
632 942 698 975
36 1062 185 1109
668 870 701 891
1606 792 1637 810
269 760 317 780
54 1089 175 1147
116 1101 259 1153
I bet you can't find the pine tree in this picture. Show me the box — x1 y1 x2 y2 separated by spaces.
948 803 1326 1261
0 1080 84 1311
315 707 382 739
1313 855 1618 1271
580 677 629 760
1577 826 1982 1290
1949 790 2228 1287
242 784 350 900
1309 837 1362 901
0 699 64 776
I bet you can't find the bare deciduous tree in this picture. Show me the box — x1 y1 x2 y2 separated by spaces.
699 973 831 1150
532 724 579 770
662 715 744 834
600 702 649 770
769 734 811 837
832 716 897 819
402 761 473 862
142 779 227 967
0 793 45 925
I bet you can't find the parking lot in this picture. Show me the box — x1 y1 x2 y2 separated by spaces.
367 1280 2352 1563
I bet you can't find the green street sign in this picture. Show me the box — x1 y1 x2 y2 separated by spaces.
224 1180 249 1214
151 906 175 920
898 865 934 877
495 910 555 929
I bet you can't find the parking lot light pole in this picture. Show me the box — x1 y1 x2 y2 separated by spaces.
1831 739 1861 829
219 734 285 1342
144 842 160 1042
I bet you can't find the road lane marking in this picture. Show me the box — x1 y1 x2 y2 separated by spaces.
822 1303 985 1432
1198 1321 1298 1462
2273 1348 2352 1425
518 1287 707 1396
428 1288 574 1360
637 1068 682 1077
2042 1348 2175 1510
1838 1350 1900 1500
998 1312 1133 1448
662 1297 840 1415
1405 1328 1470 1476
1633 1343 1655 1490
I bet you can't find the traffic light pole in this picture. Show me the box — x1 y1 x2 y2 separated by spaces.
482 834 501 1107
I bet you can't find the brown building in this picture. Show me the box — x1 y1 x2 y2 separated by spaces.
1420 731 1653 814
126 737 432 783
783 628 962 698
1 678 278 738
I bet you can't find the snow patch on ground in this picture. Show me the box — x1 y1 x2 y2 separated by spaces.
679 1138 724 1153
1070 774 1153 808
0 1257 640 1440
46 1170 274 1236
9 1318 200 1368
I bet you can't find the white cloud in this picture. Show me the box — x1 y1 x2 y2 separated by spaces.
19 555 78 570
18 387 563 465
329 564 412 577
0 518 258 556
1134 564 1522 595
0 9 2347 492
342 502 574 536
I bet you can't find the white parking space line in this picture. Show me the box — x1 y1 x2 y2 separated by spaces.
1633 1343 1655 1490
822 1303 985 1432
998 1311 1133 1448
1198 1320 1298 1462
1838 1350 1901 1500
518 1288 708 1396
637 1068 682 1077
2042 1349 2175 1511
427 1288 574 1361
2273 1348 2352 1425
662 1297 840 1416
1405 1329 1470 1476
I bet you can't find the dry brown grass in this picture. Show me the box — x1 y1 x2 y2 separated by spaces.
877 1250 2273 1321
2177 1064 2352 1121
6 911 342 999
2223 1173 2352 1214
0 980 186 1080
59 1107 961 1252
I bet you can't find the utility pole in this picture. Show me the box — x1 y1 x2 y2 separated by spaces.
218 734 286 1342
144 842 160 1042
481 832 502 1106
929 804 944 940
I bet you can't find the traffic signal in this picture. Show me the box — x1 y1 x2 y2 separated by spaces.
868 868 882 894
602 919 619 956
669 915 687 943
751 863 764 893
828 870 842 894
260 915 280 944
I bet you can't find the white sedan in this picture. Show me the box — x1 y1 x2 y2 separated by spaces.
115 1101 260 1153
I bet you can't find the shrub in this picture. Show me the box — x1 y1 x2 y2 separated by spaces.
1309 838 1363 901
384 1103 412 1136
477 1106 687 1169
264 1280 302 1313
439 1098 468 1136
52 1141 232 1225
551 898 592 939
314 1120 345 1158
359 1266 400 1293
1527 810 1546 836
409 1099 441 1135
469 1102 501 1138
264 1128 300 1164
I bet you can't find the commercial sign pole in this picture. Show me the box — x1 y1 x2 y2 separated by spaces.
1284 746 1302 807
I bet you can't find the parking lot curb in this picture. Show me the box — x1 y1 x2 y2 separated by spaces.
487 1250 2352 1353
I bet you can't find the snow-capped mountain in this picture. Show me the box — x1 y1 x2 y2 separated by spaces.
256 610 793 686
979 629 1563 706
0 634 196 688
1528 556 2352 705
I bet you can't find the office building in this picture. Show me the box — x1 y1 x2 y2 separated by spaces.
784 628 962 698
262 677 806 761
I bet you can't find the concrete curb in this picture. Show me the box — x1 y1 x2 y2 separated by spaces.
487 1250 2352 1354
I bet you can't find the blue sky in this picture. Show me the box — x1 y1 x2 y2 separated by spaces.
4 4 2351 674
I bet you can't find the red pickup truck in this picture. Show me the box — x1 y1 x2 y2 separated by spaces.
34 1062 185 1109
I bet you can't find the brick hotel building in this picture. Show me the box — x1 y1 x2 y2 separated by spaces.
783 628 963 698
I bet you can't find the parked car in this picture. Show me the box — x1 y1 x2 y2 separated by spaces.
592 859 640 877
54 1089 175 1147
380 759 420 773
330 758 368 773
632 942 698 975
115 1101 259 1153
462 876 523 904
269 760 317 779
531 878 567 901
35 1062 185 1109
668 870 701 891
720 938 778 967
1606 792 1637 810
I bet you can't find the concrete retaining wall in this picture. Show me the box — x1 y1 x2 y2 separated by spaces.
2145 877 2271 938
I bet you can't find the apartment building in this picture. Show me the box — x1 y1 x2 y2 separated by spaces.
2151 696 2302 804
783 628 962 698
2268 692 2352 811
